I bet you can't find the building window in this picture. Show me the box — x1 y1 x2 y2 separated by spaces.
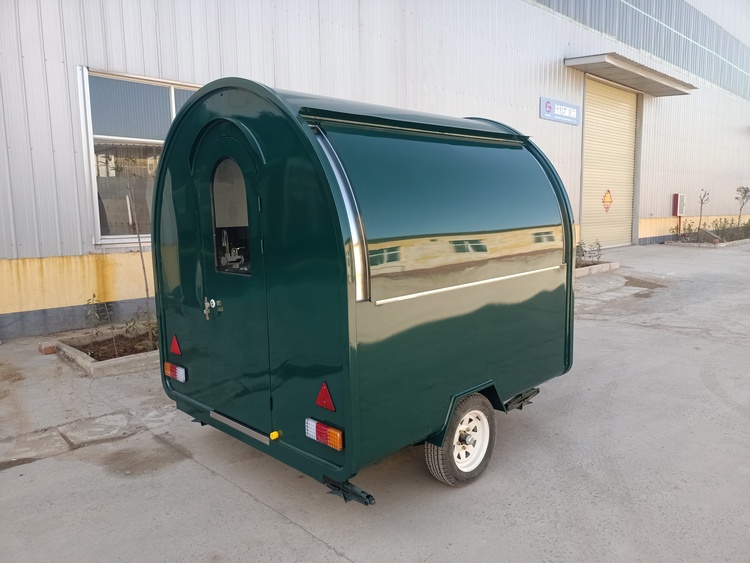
533 231 556 243
85 71 198 242
450 239 488 253
369 246 401 266
95 142 161 236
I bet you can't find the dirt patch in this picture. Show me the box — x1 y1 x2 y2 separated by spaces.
69 333 158 362
0 390 10 400
624 276 666 290
98 435 191 477
0 363 24 385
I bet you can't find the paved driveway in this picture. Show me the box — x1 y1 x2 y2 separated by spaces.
1 243 749 562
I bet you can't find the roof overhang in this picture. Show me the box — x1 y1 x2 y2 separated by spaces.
564 52 697 96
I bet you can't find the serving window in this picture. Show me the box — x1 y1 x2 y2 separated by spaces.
211 158 251 274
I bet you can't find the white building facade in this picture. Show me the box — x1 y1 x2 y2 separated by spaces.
1 0 749 338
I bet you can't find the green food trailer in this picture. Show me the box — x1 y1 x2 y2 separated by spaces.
152 78 574 505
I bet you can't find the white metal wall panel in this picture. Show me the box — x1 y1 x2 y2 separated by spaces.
3 0 40 258
218 1 238 77
357 0 405 106
202 0 223 81
183 0 208 83
0 68 16 258
270 2 292 90
639 86 750 218
61 0 95 252
19 0 64 257
136 0 159 78
316 0 361 100
155 0 178 78
582 79 637 247
258 1 277 86
82 0 107 71
102 0 127 71
233 1 265 83
686 0 750 43
171 2 194 81
0 1 18 258
120 0 145 75
40 0 84 255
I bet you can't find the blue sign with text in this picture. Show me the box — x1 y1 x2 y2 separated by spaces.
540 97 580 125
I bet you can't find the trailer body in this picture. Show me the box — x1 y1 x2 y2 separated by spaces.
152 78 574 502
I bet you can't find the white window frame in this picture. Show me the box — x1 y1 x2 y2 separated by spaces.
79 67 199 246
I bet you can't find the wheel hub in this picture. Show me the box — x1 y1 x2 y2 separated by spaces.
459 432 476 446
451 409 491 473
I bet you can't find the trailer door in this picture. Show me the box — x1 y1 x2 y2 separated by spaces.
186 127 271 435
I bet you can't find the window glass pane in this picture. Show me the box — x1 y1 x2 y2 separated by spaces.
175 88 198 113
95 141 161 236
212 159 251 274
89 76 171 140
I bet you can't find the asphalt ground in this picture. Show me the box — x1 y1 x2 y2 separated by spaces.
1 242 749 562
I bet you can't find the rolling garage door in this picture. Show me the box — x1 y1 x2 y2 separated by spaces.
581 78 637 247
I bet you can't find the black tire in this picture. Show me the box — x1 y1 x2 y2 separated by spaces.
425 393 496 486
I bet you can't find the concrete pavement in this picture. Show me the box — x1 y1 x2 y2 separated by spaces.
1 242 749 562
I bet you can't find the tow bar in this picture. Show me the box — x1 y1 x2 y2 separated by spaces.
324 478 376 506
504 387 540 411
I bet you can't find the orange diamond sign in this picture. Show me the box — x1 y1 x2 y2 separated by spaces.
602 190 613 212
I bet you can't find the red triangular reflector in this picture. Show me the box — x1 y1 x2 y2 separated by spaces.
315 382 335 411
170 335 182 355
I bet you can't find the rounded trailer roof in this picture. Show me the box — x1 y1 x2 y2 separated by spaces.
180 77 527 142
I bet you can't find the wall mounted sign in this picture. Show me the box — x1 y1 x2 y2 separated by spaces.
539 97 581 125
602 189 613 212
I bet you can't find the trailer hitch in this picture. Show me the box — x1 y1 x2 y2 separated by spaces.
504 387 540 411
324 478 376 506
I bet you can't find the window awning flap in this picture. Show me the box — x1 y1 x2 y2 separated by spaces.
564 52 697 96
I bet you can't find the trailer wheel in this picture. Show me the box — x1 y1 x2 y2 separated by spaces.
425 393 495 486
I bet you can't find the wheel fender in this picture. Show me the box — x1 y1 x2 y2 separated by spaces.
425 381 505 446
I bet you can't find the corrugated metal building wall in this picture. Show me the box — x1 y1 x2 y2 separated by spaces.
533 0 750 239
1 0 749 338
0 0 588 262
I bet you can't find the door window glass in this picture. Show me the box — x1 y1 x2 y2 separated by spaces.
211 159 251 274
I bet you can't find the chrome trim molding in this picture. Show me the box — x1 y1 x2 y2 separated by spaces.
302 114 527 145
210 411 270 445
93 134 165 145
312 126 369 302
88 68 201 90
79 65 101 246
374 265 565 306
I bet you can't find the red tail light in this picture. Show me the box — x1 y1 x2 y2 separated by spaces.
164 361 187 383
305 418 343 451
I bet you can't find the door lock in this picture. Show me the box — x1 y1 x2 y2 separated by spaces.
204 297 223 320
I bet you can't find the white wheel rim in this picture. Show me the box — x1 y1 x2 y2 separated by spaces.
451 408 491 473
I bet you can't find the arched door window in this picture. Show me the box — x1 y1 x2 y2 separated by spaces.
211 158 251 274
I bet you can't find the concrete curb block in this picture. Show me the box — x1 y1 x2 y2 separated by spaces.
56 339 159 378
665 238 750 248
574 261 620 278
